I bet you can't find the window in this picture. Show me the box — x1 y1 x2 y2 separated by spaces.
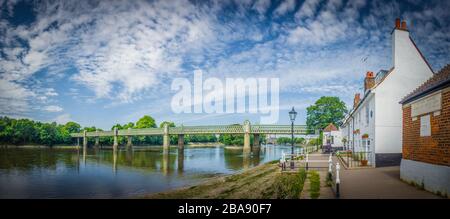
420 115 431 136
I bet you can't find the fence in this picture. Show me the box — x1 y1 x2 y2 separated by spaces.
279 146 321 171
336 150 373 168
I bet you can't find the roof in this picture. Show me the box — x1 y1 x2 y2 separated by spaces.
323 123 338 132
400 64 450 104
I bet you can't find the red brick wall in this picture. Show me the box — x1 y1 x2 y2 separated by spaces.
402 89 450 166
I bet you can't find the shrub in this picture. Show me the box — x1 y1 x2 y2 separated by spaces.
273 169 307 199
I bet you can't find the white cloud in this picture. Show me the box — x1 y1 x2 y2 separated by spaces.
43 105 63 112
53 113 72 124
295 0 321 20
274 0 296 16
252 0 271 15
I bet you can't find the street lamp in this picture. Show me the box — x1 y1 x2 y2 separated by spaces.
289 107 297 169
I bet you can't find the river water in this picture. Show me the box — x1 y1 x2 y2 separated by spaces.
0 145 294 198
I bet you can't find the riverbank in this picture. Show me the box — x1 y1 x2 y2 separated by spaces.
142 161 307 199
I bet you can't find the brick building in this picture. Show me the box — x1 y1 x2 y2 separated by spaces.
399 64 450 197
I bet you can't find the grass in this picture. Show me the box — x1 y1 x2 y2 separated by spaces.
308 171 320 199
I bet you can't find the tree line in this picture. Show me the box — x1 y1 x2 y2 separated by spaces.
0 115 216 146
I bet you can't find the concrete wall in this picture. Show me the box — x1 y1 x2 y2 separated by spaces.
400 159 450 197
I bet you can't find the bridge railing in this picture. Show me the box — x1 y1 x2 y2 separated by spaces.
252 125 310 134
70 124 314 137
118 128 164 136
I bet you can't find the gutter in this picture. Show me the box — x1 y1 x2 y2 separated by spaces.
400 79 450 104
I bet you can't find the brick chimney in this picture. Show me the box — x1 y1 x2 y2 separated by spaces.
364 71 375 92
394 18 408 31
353 93 361 108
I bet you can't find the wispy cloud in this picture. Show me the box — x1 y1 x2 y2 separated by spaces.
0 0 449 127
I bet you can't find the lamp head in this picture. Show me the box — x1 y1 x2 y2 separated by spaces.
289 107 297 122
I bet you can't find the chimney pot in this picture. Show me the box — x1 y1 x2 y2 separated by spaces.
366 71 374 78
401 20 407 30
395 18 401 29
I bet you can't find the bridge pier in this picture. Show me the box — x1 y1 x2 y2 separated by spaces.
127 136 132 149
243 120 251 153
95 130 99 148
83 130 87 150
163 124 170 150
77 137 80 149
178 134 184 150
127 128 132 150
113 127 118 151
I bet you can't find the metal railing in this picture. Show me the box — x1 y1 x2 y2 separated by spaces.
71 124 313 138
336 150 373 168
279 146 322 171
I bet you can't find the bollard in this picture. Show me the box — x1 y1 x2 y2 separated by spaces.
306 153 309 171
328 157 332 179
336 162 341 198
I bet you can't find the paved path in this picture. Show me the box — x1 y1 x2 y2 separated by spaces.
334 157 441 199
300 151 335 199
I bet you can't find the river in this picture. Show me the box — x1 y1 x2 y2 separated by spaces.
0 144 295 198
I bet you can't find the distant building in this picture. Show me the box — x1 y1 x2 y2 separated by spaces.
399 64 450 197
322 123 342 148
265 134 319 145
340 18 434 167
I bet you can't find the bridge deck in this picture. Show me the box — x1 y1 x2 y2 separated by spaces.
70 125 313 137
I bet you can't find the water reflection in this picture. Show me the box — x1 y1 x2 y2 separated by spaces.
177 148 184 175
0 144 291 198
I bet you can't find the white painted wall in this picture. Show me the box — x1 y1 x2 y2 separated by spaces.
373 28 433 154
323 130 342 147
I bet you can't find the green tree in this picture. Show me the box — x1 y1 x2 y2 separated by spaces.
64 122 81 133
306 96 347 130
136 115 157 128
159 121 175 128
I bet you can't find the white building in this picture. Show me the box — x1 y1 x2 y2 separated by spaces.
340 19 434 167
322 123 342 148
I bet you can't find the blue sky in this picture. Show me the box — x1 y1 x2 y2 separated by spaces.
0 0 449 129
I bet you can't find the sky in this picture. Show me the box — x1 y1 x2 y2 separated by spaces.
0 0 449 129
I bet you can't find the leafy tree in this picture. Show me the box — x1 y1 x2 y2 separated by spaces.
136 115 157 128
159 121 175 128
64 122 81 133
306 96 347 130
37 122 59 146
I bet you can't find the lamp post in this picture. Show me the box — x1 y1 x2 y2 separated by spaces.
289 107 297 169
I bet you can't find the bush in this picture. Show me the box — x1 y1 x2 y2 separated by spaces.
273 169 307 199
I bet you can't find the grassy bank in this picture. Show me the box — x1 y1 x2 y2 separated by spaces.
143 161 307 199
